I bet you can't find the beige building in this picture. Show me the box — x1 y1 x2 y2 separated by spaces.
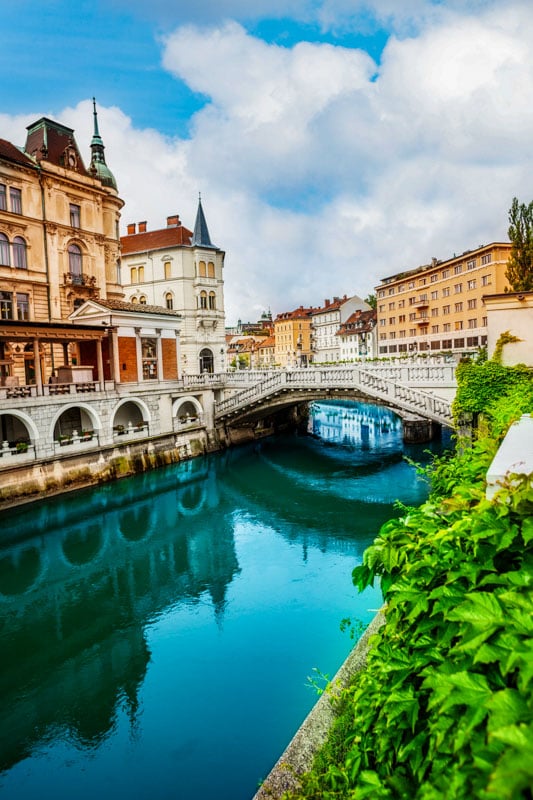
375 243 512 357
274 306 315 367
310 294 370 363
0 104 124 385
484 291 533 366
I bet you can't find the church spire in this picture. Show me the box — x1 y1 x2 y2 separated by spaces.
192 194 215 248
89 98 118 190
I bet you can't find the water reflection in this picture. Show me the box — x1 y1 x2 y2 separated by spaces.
0 400 440 798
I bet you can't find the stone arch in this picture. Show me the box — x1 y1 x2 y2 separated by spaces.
61 523 105 567
111 397 151 434
50 402 102 441
176 482 207 516
0 410 39 443
118 501 155 542
0 545 44 597
172 395 203 421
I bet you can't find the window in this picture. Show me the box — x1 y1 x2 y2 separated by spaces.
455 338 465 348
455 302 463 312
398 299 405 308
431 290 438 300
442 339 452 349
13 236 27 269
409 312 416 321
389 332 396 339
408 281 415 289
468 318 477 329
141 337 158 380
164 261 171 279
208 292 216 310
379 304 385 312
165 292 173 310
443 305 450 315
398 284 405 292
388 302 395 310
419 278 427 286
399 314 406 323
481 253 492 265
207 261 215 278
9 187 22 214
389 317 395 325
0 233 10 265
399 330 406 338
467 298 477 310
482 316 488 326
467 336 479 347
431 325 439 334
0 291 13 319
0 184 5 210
16 292 29 320
388 287 395 295
454 283 462 293
409 297 416 305
199 291 207 309
379 333 387 341
431 308 439 317
131 267 138 284
482 275 491 287
138 266 144 282
442 287 450 297
68 243 82 278
454 265 462 274
443 323 451 332
430 274 438 283
441 269 450 279
131 296 138 303
455 320 464 330
409 328 416 336
198 261 207 277
466 259 476 269
378 290 385 298
379 318 386 326
139 295 147 304
69 203 81 228
467 279 477 290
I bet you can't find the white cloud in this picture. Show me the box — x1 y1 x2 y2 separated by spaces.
3 3 532 324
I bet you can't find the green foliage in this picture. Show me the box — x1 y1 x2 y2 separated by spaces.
452 360 533 422
283 375 533 800
364 294 377 310
506 197 533 292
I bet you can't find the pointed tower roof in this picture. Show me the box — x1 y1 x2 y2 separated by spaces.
192 195 216 248
89 98 118 191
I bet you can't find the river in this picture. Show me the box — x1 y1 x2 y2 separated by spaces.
0 400 447 800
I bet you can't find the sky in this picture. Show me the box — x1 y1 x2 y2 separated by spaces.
1 0 532 325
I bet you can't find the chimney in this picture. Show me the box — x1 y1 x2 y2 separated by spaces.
324 299 330 307
127 223 136 235
167 214 180 228
138 221 147 233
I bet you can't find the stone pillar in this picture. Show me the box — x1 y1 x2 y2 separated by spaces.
402 416 439 443
33 338 43 396
96 339 104 390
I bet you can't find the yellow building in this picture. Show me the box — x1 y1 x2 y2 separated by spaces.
375 243 512 357
274 306 315 367
0 102 124 383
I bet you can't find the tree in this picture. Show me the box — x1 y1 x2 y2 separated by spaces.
505 197 533 291
364 293 377 309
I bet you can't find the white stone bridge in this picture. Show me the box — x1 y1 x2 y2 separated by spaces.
214 364 456 429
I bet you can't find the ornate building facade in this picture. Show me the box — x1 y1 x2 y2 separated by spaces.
120 200 226 374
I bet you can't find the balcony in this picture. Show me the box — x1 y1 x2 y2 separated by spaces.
63 272 97 288
415 315 430 324
413 296 429 308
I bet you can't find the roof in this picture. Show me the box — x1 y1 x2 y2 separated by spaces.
258 335 276 348
337 309 376 336
24 118 89 176
93 298 181 317
192 197 216 248
120 224 194 255
275 306 316 321
0 138 36 169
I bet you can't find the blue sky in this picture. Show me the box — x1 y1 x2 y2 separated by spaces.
1 0 532 323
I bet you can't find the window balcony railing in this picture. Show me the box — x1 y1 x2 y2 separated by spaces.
63 272 97 287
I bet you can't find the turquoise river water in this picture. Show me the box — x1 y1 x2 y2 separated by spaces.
0 401 447 800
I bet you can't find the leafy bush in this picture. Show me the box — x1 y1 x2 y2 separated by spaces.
284 372 533 800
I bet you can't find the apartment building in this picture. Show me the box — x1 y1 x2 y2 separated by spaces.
310 294 370 363
274 306 315 367
375 243 511 356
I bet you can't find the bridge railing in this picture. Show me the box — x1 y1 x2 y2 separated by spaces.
221 363 456 386
215 366 454 425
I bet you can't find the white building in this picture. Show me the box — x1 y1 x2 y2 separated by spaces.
337 309 377 361
310 295 370 363
120 199 226 374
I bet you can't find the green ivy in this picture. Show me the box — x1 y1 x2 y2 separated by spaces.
452 361 533 423
283 376 533 800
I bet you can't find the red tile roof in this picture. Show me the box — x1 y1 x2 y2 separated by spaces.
0 138 36 169
275 306 316 321
337 309 376 336
121 225 193 255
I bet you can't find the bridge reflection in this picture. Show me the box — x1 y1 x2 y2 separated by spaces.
0 401 432 775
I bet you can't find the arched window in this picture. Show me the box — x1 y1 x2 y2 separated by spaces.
165 292 173 310
13 236 27 269
198 260 206 277
199 348 214 373
68 243 82 279
199 291 207 309
0 233 10 266
131 296 138 304
130 267 138 284
164 261 171 279
207 261 215 278
139 295 147 304
138 266 145 282
208 292 216 310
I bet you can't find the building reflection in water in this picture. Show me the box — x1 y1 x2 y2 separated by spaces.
0 400 430 784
